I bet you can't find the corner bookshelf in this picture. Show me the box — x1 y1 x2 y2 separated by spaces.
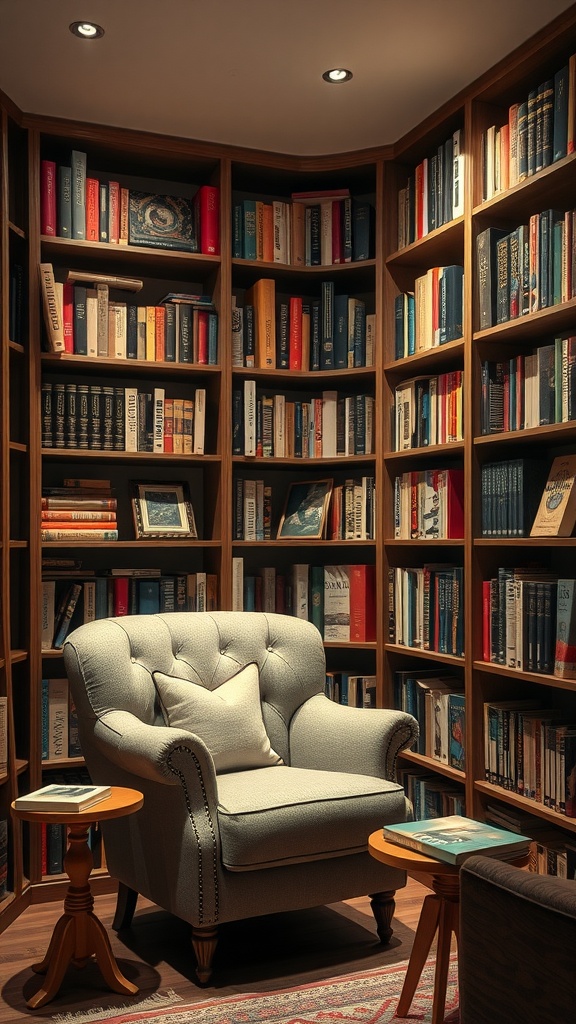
1 3 576 931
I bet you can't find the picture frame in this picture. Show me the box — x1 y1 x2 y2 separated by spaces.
277 479 333 540
131 481 197 539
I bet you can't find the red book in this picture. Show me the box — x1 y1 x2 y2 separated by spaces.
163 397 174 452
331 200 343 264
119 187 129 244
113 577 129 616
482 579 491 661
196 184 220 255
349 564 376 642
289 296 303 370
41 160 57 235
439 468 464 538
197 309 209 364
85 177 99 240
62 282 74 354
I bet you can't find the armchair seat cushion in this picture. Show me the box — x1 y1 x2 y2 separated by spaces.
217 765 406 870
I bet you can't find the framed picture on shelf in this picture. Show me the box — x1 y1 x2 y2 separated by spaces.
277 479 333 540
131 481 197 539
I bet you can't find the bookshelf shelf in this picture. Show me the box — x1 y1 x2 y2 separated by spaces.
1 5 576 930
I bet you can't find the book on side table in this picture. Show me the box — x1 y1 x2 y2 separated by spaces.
14 784 112 813
382 814 531 865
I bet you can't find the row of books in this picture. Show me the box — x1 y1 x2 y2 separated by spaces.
233 382 374 459
40 153 219 254
324 672 376 708
42 570 219 649
483 572 576 679
396 128 464 248
483 699 576 817
39 265 218 363
480 337 576 435
394 669 465 771
393 371 464 450
476 209 576 330
480 56 576 201
396 767 465 823
233 291 375 372
231 278 374 371
234 476 375 542
232 558 376 643
480 458 549 537
394 265 464 359
41 382 207 455
232 190 372 265
393 468 464 541
387 564 464 657
41 678 81 760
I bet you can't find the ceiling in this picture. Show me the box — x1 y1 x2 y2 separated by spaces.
0 0 575 156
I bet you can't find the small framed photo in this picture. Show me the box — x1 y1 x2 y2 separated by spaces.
132 481 197 539
277 479 333 539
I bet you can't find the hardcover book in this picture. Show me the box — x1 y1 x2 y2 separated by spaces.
14 783 111 813
128 191 198 252
382 814 530 865
530 455 576 537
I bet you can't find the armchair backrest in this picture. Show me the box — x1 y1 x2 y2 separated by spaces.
64 611 327 765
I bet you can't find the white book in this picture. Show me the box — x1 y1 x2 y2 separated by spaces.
195 572 207 612
244 379 256 456
137 307 147 361
85 288 98 356
291 563 309 620
452 128 465 218
323 565 350 642
321 390 337 458
365 313 376 367
193 387 206 455
273 393 285 458
47 678 69 760
232 557 244 611
364 395 375 454
231 297 244 367
320 200 333 266
124 387 139 452
153 387 165 453
273 200 288 263
41 580 56 650
14 783 112 813
243 479 257 541
96 283 109 357
111 301 127 359
260 566 276 613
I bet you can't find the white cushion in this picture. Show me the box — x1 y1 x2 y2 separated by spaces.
153 662 283 773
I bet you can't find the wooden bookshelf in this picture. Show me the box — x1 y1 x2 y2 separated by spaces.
1 3 576 930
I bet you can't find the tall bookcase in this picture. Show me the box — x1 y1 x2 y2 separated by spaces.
1 3 576 932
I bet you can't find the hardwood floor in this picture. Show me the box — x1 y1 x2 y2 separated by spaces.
0 878 430 1021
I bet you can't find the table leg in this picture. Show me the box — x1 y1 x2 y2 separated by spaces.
27 822 138 1009
431 896 458 1024
396 892 441 1017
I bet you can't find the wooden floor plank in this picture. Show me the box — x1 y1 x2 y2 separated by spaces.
0 878 429 1021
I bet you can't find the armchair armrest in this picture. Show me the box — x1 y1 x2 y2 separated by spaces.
459 855 576 1024
289 694 418 780
94 709 218 801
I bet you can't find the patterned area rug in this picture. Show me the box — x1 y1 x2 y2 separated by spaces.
51 956 459 1024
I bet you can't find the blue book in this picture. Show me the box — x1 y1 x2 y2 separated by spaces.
243 576 255 611
208 312 218 364
553 64 569 161
94 578 109 620
178 304 193 362
137 579 160 613
73 286 87 355
382 815 530 865
352 199 371 261
126 304 138 359
333 293 348 368
353 299 366 367
232 203 243 258
164 303 176 361
242 199 257 260
310 302 321 371
320 281 334 370
71 149 87 240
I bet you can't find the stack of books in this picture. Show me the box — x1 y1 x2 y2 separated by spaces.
382 814 531 865
41 478 118 543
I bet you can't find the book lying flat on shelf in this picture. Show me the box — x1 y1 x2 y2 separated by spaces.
530 455 576 537
382 814 531 865
14 783 112 813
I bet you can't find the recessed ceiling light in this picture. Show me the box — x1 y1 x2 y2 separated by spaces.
322 68 353 84
69 21 105 39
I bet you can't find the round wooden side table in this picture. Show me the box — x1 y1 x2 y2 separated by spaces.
11 786 143 1009
368 830 529 1024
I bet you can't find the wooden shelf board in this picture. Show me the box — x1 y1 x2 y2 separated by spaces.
475 780 576 832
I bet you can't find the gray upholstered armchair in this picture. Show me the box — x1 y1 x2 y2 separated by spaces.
63 611 418 984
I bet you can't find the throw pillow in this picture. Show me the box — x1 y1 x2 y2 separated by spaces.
152 662 283 773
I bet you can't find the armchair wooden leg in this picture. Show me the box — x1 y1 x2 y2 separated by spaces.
112 882 139 931
369 890 396 944
191 924 218 986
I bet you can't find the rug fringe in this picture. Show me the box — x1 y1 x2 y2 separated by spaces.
51 988 182 1023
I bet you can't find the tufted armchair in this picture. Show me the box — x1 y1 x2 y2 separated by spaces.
63 611 418 984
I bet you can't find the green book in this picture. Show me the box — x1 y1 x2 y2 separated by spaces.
382 814 530 865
